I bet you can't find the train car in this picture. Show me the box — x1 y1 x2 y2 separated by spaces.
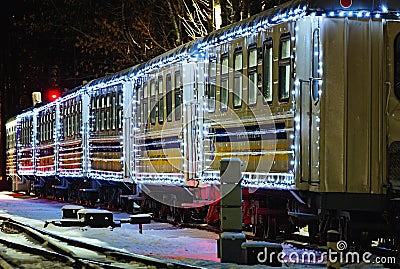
55 85 92 202
5 117 23 192
33 101 58 197
14 109 36 193
130 44 208 219
84 68 135 208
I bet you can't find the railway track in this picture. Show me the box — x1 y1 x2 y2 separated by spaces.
0 217 203 269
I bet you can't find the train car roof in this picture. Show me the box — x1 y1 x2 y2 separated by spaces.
89 65 138 87
304 0 400 12
137 40 199 75
6 116 18 125
200 0 400 49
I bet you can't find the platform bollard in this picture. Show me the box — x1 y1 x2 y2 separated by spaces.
327 230 340 269
219 158 244 264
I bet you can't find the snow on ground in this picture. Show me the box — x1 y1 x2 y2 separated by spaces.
0 192 389 268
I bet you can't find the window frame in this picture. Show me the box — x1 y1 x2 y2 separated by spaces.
166 74 173 122
220 53 229 111
263 38 273 104
150 79 157 125
207 57 217 113
233 48 243 109
248 44 258 107
312 28 321 102
174 70 182 121
158 76 164 124
278 33 292 103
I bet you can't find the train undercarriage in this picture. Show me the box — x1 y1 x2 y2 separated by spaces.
11 176 400 252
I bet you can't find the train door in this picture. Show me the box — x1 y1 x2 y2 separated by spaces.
385 21 400 190
182 61 198 185
297 19 321 189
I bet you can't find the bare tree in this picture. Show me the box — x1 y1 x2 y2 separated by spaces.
180 0 211 40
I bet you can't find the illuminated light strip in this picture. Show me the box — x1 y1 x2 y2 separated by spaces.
204 151 294 156
89 170 122 174
59 141 82 147
59 162 82 166
36 172 56 176
59 149 83 155
198 5 400 52
36 144 56 148
37 155 56 159
136 177 185 186
59 155 83 160
136 157 184 161
199 7 306 50
36 165 55 169
59 172 83 177
18 170 35 174
19 148 34 151
88 171 123 181
19 158 34 162
89 158 122 162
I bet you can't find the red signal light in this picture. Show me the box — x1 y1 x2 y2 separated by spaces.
46 88 61 102
340 0 352 8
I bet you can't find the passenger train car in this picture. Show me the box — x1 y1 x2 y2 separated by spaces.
6 0 400 246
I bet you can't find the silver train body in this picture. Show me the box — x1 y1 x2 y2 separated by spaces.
6 0 400 242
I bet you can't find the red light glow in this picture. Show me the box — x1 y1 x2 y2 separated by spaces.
47 88 61 101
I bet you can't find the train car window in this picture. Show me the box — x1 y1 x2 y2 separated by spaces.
312 29 321 102
279 33 291 102
71 111 74 136
101 97 105 131
38 116 41 142
263 39 273 103
44 116 47 141
248 45 258 106
150 80 157 125
175 71 182 120
111 93 116 130
106 106 110 130
105 98 109 131
66 114 70 137
166 74 173 122
158 76 164 124
208 58 217 113
38 116 42 142
116 92 122 130
233 50 243 108
220 54 229 111
93 98 97 132
77 110 81 135
74 113 77 135
394 34 400 99
142 84 148 125
45 117 47 141
97 97 101 132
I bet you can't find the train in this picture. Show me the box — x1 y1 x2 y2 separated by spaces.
6 0 400 248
